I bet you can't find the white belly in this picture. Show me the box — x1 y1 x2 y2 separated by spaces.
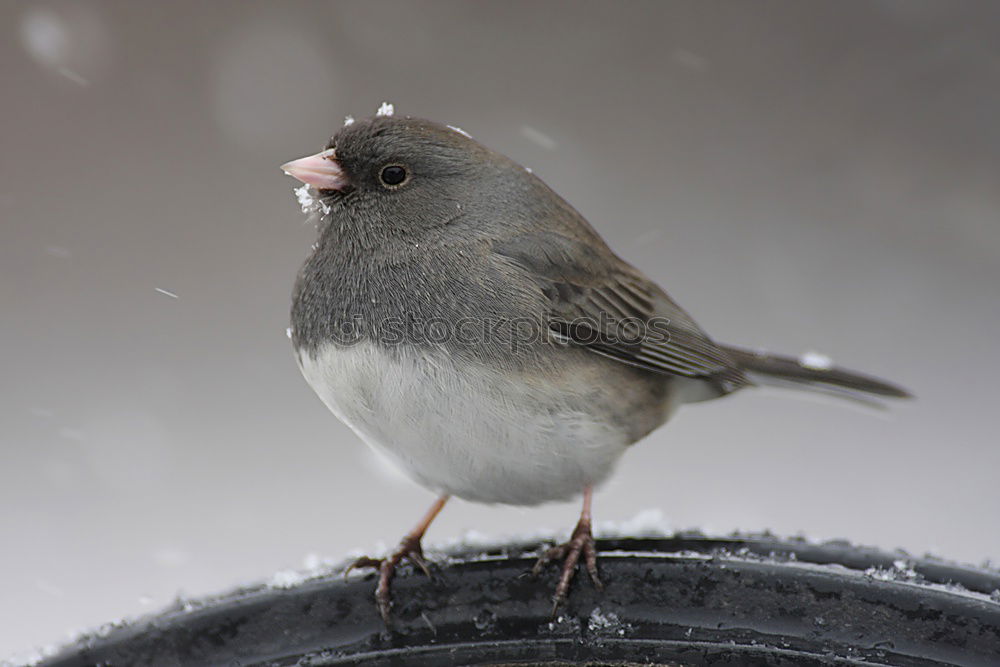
296 342 634 505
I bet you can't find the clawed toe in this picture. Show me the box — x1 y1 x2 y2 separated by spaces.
344 496 449 624
344 555 383 579
344 534 435 623
533 516 602 615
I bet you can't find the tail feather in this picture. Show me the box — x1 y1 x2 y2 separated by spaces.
722 344 912 401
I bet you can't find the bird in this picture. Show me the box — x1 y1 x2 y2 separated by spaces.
281 107 909 623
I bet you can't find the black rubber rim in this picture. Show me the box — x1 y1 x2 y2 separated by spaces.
38 534 1000 666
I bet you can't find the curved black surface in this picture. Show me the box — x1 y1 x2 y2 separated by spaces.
38 534 1000 666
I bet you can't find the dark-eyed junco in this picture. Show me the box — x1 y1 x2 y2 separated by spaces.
282 107 909 622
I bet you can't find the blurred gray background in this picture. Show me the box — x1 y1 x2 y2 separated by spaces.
2 0 999 660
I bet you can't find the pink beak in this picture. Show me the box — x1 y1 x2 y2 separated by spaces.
280 148 349 190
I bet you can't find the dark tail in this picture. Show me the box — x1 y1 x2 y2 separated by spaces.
721 344 912 405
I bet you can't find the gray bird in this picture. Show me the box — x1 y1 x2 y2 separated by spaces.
282 111 909 622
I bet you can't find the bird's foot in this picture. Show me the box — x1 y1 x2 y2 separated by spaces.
345 533 431 623
532 516 603 616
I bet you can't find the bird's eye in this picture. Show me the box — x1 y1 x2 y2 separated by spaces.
379 165 408 187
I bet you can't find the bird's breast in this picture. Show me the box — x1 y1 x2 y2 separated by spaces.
295 340 674 505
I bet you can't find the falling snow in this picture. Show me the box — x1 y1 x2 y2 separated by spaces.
520 125 557 150
18 4 109 89
56 66 89 86
20 8 70 69
44 245 72 258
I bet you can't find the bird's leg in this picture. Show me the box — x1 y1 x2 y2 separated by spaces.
345 494 449 623
532 486 602 615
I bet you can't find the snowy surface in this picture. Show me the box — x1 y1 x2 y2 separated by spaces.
267 553 337 589
596 508 672 537
5 2 1000 661
865 558 920 582
10 522 999 664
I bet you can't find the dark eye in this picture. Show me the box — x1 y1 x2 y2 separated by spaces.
379 165 407 187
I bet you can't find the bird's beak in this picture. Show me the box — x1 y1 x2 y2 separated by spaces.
280 148 349 190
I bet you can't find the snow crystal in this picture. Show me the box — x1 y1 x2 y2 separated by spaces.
294 184 314 213
294 184 331 215
865 559 920 583
447 125 472 138
799 350 834 370
544 613 581 636
473 607 497 632
343 115 355 126
154 287 179 299
520 125 557 150
285 327 293 339
588 607 629 636
375 101 395 117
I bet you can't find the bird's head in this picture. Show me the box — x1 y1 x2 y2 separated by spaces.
281 110 529 241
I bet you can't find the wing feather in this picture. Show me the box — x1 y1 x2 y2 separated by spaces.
493 232 748 392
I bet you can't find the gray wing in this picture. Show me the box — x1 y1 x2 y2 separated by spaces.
493 231 748 393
